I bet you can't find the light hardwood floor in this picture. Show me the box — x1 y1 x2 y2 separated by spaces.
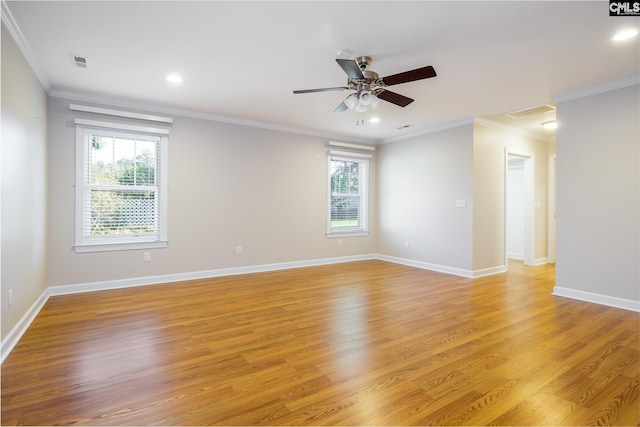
1 260 638 425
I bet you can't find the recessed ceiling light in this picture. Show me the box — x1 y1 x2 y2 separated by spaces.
166 73 183 84
369 117 380 123
541 120 558 130
612 28 638 42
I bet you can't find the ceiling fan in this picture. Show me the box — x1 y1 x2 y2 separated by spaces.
293 56 437 113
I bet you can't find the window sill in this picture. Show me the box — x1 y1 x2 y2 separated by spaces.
326 231 369 238
74 240 168 253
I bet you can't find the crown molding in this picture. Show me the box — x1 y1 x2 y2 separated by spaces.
474 117 554 142
378 118 475 144
50 89 375 145
553 75 640 103
1 1 51 92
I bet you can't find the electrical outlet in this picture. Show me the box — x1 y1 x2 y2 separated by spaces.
143 252 151 262
338 239 343 246
8 289 13 307
236 246 242 255
404 241 410 249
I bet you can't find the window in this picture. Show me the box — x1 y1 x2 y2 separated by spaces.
327 153 369 237
74 120 168 252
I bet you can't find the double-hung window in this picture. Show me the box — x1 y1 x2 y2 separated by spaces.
327 152 370 237
74 120 168 252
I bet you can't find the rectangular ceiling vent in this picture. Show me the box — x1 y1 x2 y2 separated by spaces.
71 54 89 69
505 104 556 119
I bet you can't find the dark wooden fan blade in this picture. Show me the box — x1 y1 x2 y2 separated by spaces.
334 102 349 112
381 65 437 86
376 90 414 107
293 87 348 94
335 59 365 80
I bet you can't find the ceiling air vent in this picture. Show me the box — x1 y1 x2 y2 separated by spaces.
505 104 556 119
71 54 89 69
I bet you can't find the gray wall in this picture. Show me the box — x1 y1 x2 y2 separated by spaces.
377 125 475 272
377 122 554 275
46 97 378 287
3 19 638 344
1 24 49 339
556 84 639 302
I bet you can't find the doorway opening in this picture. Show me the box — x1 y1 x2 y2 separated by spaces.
505 150 534 267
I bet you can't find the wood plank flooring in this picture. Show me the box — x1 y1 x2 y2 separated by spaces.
1 260 638 425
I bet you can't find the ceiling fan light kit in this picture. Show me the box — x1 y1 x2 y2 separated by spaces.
359 91 375 106
344 93 359 109
293 55 437 115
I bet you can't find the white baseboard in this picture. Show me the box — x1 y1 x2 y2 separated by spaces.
0 253 489 364
376 254 475 278
508 256 550 266
376 254 506 278
1 289 50 364
48 254 378 296
472 265 508 277
553 286 640 312
7 254 629 366
508 257 549 266
2 254 377 364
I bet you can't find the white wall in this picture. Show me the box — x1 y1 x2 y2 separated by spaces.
46 97 377 287
377 125 474 273
555 84 639 304
1 24 49 340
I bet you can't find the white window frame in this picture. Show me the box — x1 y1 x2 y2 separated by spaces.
74 119 169 253
326 151 370 238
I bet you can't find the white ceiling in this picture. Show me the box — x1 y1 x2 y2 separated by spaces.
4 1 639 143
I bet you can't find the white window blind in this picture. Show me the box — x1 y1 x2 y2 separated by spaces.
75 123 168 252
327 153 369 236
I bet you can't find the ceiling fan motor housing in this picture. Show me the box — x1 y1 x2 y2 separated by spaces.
361 70 379 82
356 56 372 70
